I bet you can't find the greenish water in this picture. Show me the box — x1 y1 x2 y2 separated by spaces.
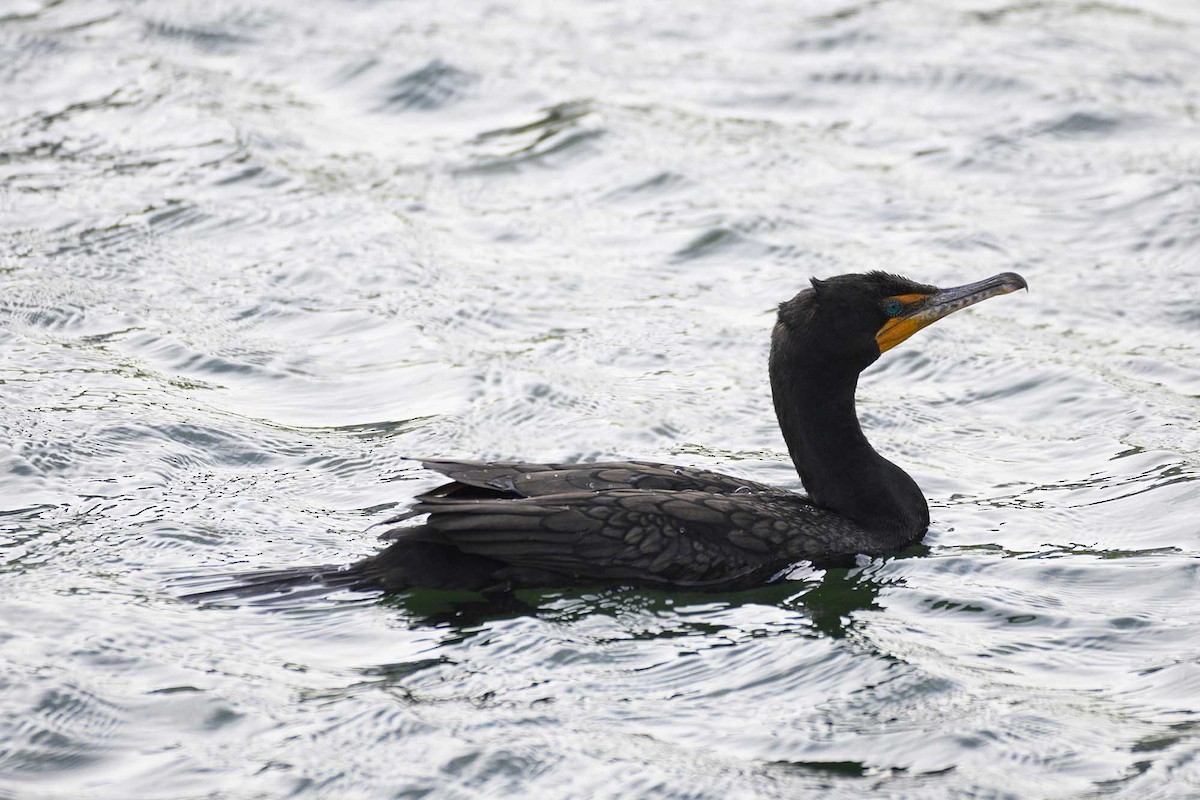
2 1 1198 797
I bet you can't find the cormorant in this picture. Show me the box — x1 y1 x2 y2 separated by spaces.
189 271 1026 600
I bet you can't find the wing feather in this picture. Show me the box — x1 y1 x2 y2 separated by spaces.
382 487 861 588
418 459 779 499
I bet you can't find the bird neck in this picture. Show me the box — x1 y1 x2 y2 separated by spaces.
769 350 929 537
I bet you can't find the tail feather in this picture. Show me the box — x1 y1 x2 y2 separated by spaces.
177 563 378 604
176 526 522 603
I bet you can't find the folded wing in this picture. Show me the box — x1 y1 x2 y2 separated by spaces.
377 486 861 590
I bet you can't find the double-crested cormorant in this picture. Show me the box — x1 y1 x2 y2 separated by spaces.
190 271 1026 600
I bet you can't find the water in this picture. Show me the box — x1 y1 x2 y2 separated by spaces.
2 0 1199 797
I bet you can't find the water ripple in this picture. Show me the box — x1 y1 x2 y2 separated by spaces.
378 60 478 112
3 1 1200 798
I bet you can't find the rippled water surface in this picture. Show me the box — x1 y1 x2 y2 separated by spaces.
3 1 1200 797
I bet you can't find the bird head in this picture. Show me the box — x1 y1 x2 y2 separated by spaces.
776 271 1028 371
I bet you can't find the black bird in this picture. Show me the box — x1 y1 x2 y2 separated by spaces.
189 271 1026 600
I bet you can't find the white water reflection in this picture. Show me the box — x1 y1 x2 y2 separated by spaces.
2 0 1199 797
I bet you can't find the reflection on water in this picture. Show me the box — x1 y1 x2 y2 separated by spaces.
3 0 1200 797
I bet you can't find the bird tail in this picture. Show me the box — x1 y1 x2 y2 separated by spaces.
175 562 380 605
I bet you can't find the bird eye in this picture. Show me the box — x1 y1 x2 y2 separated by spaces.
884 299 903 317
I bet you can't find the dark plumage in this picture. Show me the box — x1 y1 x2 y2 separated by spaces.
186 271 1026 601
